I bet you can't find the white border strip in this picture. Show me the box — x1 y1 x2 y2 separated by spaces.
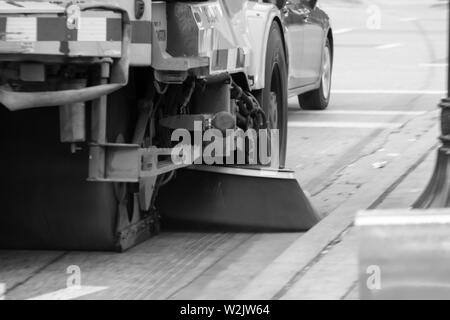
419 63 448 68
376 43 403 50
27 286 108 300
288 121 402 129
356 214 450 226
293 110 426 116
331 89 446 95
399 17 418 22
188 165 296 180
334 28 353 35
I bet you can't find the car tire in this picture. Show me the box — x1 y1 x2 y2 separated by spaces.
255 21 288 168
298 38 333 110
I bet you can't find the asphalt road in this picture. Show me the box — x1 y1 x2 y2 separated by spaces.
0 0 447 300
287 0 446 215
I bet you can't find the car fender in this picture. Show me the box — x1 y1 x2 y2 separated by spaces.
245 2 284 90
326 25 334 57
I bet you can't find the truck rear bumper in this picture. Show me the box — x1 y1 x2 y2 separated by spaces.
0 3 132 111
0 82 124 111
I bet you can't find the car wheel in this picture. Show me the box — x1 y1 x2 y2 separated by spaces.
255 22 288 168
298 38 333 110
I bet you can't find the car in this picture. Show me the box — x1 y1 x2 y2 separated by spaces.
281 0 333 110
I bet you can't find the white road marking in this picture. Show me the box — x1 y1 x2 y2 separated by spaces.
376 43 404 50
331 89 446 95
292 110 426 116
288 121 402 129
375 0 441 6
0 283 5 300
27 286 108 300
419 63 448 68
356 214 450 226
387 153 400 157
399 17 418 22
334 28 353 35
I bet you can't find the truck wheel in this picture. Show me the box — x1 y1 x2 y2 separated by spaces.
256 21 288 168
298 38 332 110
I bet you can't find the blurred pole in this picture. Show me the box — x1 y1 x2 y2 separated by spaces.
413 0 450 208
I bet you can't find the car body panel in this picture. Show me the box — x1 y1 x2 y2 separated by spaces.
280 0 331 96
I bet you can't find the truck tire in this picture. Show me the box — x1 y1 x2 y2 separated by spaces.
257 21 288 168
298 38 332 110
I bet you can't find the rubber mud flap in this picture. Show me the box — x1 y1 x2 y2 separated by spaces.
157 168 320 232
0 107 118 251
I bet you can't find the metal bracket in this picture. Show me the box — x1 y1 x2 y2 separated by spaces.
88 144 199 183
140 147 197 178
151 23 210 72
88 143 141 182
